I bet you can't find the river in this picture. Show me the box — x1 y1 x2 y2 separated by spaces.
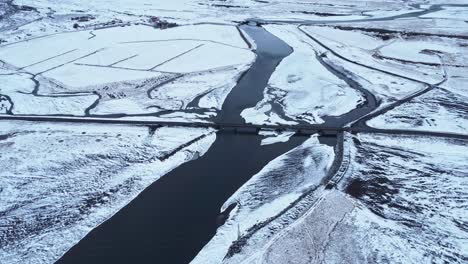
57 25 309 264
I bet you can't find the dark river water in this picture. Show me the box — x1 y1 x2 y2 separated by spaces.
58 133 307 264
57 25 309 264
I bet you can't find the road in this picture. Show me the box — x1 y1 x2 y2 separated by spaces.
2 113 467 140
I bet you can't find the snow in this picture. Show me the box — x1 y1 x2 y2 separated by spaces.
0 0 440 46
259 130 295 146
334 134 468 263
314 47 428 107
367 88 468 134
256 191 355 264
155 43 254 73
224 133 468 263
379 40 465 65
0 24 254 119
192 135 334 264
77 41 204 70
8 92 98 116
0 120 216 264
301 25 447 85
0 24 253 87
241 25 364 125
152 65 250 110
0 69 98 115
331 17 468 38
420 6 468 20
44 64 164 88
441 66 468 97
301 26 387 50
305 26 468 70
0 31 91 69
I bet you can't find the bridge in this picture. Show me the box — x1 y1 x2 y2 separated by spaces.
1 115 467 140
0 115 345 136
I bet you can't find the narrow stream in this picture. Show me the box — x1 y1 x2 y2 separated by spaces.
57 25 308 264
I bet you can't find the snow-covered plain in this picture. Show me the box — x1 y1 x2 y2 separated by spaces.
368 88 468 134
218 134 468 263
0 0 431 44
301 25 453 85
421 6 468 20
335 134 468 263
0 24 255 119
0 68 99 116
0 120 215 263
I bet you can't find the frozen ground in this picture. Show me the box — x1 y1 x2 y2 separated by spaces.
301 25 452 85
215 134 468 263
368 88 468 134
336 134 468 263
0 120 215 263
0 0 432 43
0 24 254 119
421 5 468 20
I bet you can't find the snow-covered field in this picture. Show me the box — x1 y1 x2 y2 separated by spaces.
301 25 450 85
217 134 468 263
335 134 468 263
0 0 431 43
0 24 255 119
0 120 215 263
368 88 468 134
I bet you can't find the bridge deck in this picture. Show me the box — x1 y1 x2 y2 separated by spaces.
2 115 467 140
0 115 344 134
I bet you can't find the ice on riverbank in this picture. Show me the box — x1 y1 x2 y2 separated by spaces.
259 130 296 146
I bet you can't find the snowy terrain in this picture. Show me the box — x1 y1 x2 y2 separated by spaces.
0 120 215 263
0 0 434 43
0 0 467 263
0 24 255 119
301 25 452 85
212 134 468 263
368 88 468 134
335 134 468 263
